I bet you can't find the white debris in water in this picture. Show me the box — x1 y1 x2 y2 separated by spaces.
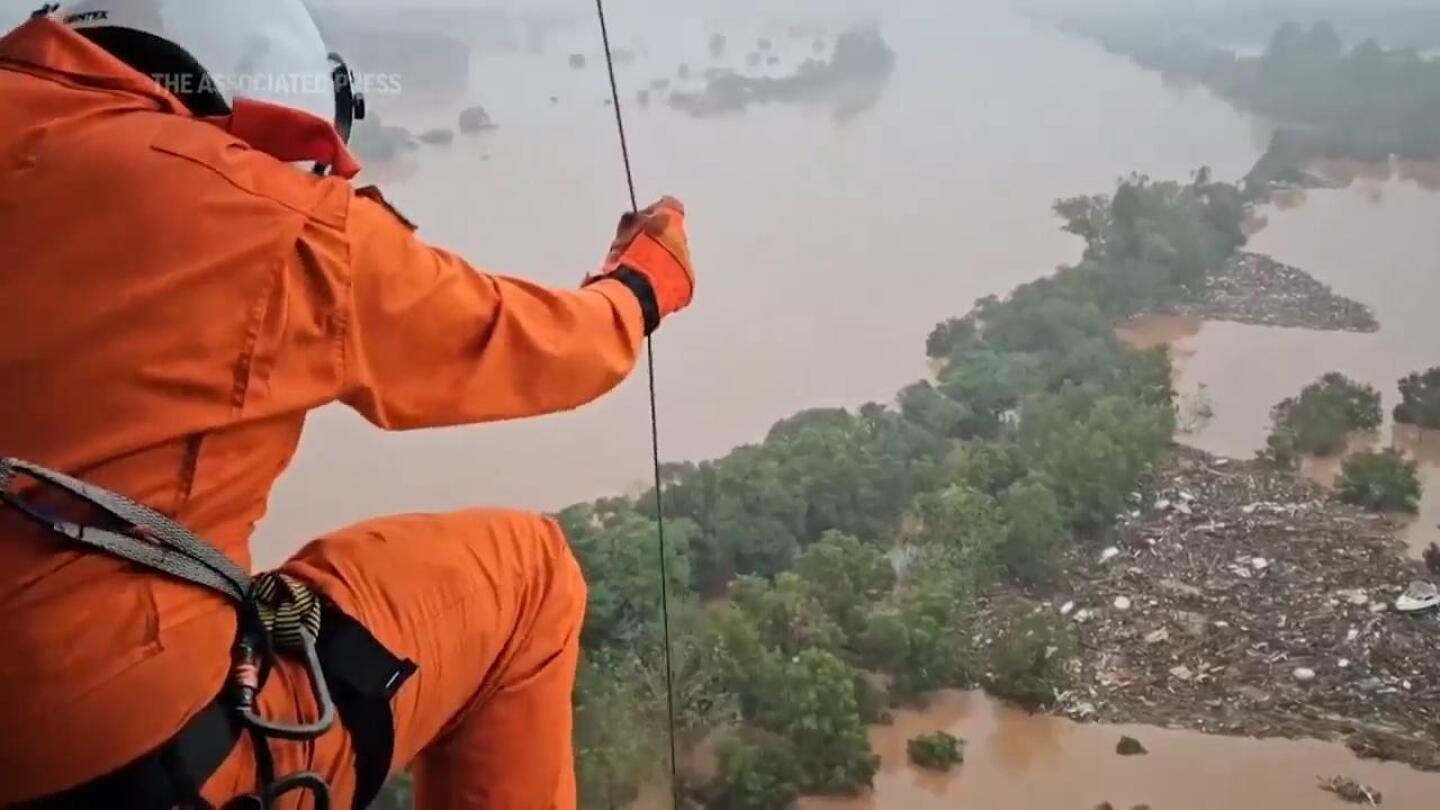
1060 601 1075 616
1250 557 1270 571
1155 498 1172 511
1099 547 1121 564
1338 589 1369 606
1293 667 1317 683
1073 609 1093 624
1113 596 1133 611
1178 490 1196 503
1169 665 1194 681
1346 628 1360 642
1175 501 1193 516
1144 628 1170 644
1338 658 1351 669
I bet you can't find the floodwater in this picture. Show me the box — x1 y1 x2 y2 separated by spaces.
258 0 1266 560
225 2 1440 807
801 691 1440 810
1118 169 1440 558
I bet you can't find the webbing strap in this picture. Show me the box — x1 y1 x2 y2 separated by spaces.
0 457 251 601
50 518 248 602
0 458 331 655
253 572 322 651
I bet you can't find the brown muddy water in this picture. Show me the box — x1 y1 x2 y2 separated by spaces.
256 1 1266 562
237 3 1440 806
801 691 1440 810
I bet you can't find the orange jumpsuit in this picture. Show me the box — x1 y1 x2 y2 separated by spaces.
0 19 646 809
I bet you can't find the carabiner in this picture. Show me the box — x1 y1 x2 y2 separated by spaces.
233 631 336 741
230 771 331 810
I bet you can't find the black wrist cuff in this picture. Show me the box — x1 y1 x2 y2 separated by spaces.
603 265 661 336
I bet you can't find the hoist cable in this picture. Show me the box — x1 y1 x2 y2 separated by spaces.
592 0 681 805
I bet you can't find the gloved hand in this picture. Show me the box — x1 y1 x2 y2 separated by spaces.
587 196 695 333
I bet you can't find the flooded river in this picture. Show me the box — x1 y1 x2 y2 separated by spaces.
801 691 1440 810
238 3 1440 807
257 0 1265 560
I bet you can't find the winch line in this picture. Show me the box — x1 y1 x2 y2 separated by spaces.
592 0 682 805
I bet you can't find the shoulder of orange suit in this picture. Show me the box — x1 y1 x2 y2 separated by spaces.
355 186 418 232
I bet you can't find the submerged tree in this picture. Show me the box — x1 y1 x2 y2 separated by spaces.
986 611 1076 709
906 731 965 772
748 649 880 795
708 731 805 810
1264 373 1382 465
1394 367 1440 429
1337 449 1422 513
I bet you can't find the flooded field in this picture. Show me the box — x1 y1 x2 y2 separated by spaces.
801 691 1440 810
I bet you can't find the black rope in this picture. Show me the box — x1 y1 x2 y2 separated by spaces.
592 1 681 806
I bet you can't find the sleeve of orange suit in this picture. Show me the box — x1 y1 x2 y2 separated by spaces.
338 192 646 429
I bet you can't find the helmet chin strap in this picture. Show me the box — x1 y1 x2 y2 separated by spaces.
314 52 365 177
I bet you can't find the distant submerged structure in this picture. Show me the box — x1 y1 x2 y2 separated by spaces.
669 26 897 122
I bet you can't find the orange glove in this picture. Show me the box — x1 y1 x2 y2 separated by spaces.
587 196 695 334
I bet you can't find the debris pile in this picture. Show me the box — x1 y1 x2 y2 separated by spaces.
1318 776 1383 805
1166 252 1378 333
1043 448 1439 771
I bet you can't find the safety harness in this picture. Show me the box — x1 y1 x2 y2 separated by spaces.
0 458 416 809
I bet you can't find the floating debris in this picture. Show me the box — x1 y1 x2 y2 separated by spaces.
568 53 586 70
1394 580 1439 613
1318 776 1383 805
457 105 494 134
1116 736 1148 756
417 128 455 146
1040 447 1440 772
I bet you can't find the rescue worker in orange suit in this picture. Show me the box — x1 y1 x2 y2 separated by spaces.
0 1 694 807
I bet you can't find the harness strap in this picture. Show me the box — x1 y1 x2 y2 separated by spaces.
2 458 416 809
0 458 250 600
317 607 418 809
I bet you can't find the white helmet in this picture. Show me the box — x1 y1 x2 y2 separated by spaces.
53 0 364 141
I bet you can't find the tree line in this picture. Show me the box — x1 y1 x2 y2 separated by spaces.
1075 19 1440 170
552 172 1248 809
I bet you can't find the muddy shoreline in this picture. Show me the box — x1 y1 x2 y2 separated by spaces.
1159 252 1379 333
985 447 1439 773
